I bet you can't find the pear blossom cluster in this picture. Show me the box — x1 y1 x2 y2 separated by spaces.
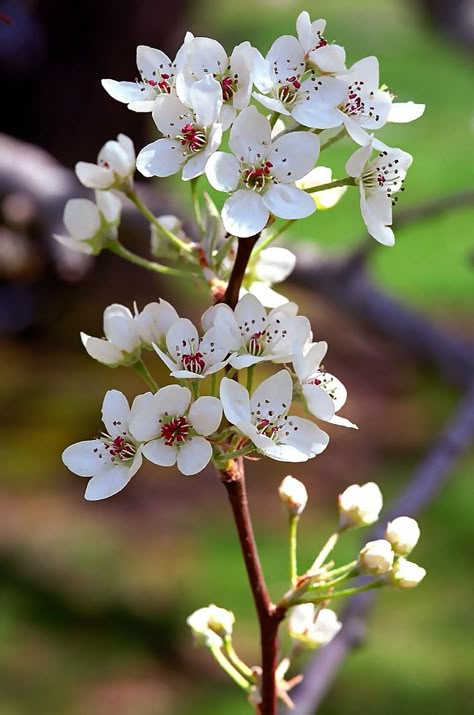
186 475 425 707
63 292 357 499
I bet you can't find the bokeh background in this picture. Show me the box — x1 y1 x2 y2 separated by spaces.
1 0 473 713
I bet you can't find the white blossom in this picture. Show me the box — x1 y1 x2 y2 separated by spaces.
292 341 357 428
136 76 223 181
62 390 149 500
187 604 235 648
359 539 394 574
81 303 142 366
53 191 121 255
390 558 426 588
176 37 255 129
75 134 135 190
345 138 413 245
296 12 346 74
205 106 319 237
338 482 383 528
296 166 347 209
202 293 311 370
101 41 191 112
242 245 296 308
288 605 342 648
134 299 180 348
279 475 308 516
220 370 329 462
385 516 420 556
129 385 222 476
153 317 233 379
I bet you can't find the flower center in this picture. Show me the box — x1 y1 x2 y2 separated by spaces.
182 351 206 374
341 82 380 122
102 434 136 463
363 151 405 204
220 75 238 102
277 76 301 105
248 331 266 356
146 73 172 94
242 161 273 191
177 124 207 153
160 416 190 446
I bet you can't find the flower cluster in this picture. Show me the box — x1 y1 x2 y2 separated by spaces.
187 475 425 707
112 12 421 241
63 293 356 499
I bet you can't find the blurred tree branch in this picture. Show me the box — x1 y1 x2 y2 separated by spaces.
289 380 474 714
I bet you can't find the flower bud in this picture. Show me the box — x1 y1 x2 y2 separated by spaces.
390 558 426 588
385 516 420 556
288 604 342 649
279 475 308 516
187 604 235 648
359 539 394 575
338 482 383 528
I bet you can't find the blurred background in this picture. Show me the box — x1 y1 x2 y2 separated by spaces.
0 0 473 713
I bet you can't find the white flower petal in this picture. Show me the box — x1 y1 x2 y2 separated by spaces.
142 439 177 467
269 132 320 182
263 184 316 220
248 282 288 308
165 318 199 361
177 437 213 475
256 247 296 283
80 333 123 365
345 143 373 177
229 106 271 164
220 377 251 425
103 304 139 352
75 162 113 189
250 370 293 414
235 292 267 328
388 101 425 123
84 463 134 500
279 416 329 457
62 440 110 477
222 190 269 238
136 138 185 178
64 199 101 239
302 384 336 421
205 152 240 192
189 396 223 436
101 79 151 105
191 75 223 127
102 390 131 437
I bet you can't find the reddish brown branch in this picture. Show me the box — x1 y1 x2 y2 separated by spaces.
221 460 283 715
222 234 260 308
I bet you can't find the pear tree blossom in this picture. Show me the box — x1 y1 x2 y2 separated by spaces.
153 317 234 378
81 303 142 367
295 11 346 74
205 105 320 237
136 76 223 180
101 41 191 112
176 37 255 129
187 605 235 647
75 134 135 190
134 299 180 349
202 293 311 369
338 482 384 528
220 370 329 462
129 384 222 475
288 605 342 648
278 475 308 516
345 137 413 245
62 389 149 500
359 539 395 575
390 558 426 588
53 191 121 255
292 340 357 428
385 516 421 556
242 245 296 308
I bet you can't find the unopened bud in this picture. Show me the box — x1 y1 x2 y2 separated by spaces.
288 604 342 649
187 604 235 648
385 516 420 556
359 539 394 575
338 482 383 528
390 558 426 588
279 475 308 516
